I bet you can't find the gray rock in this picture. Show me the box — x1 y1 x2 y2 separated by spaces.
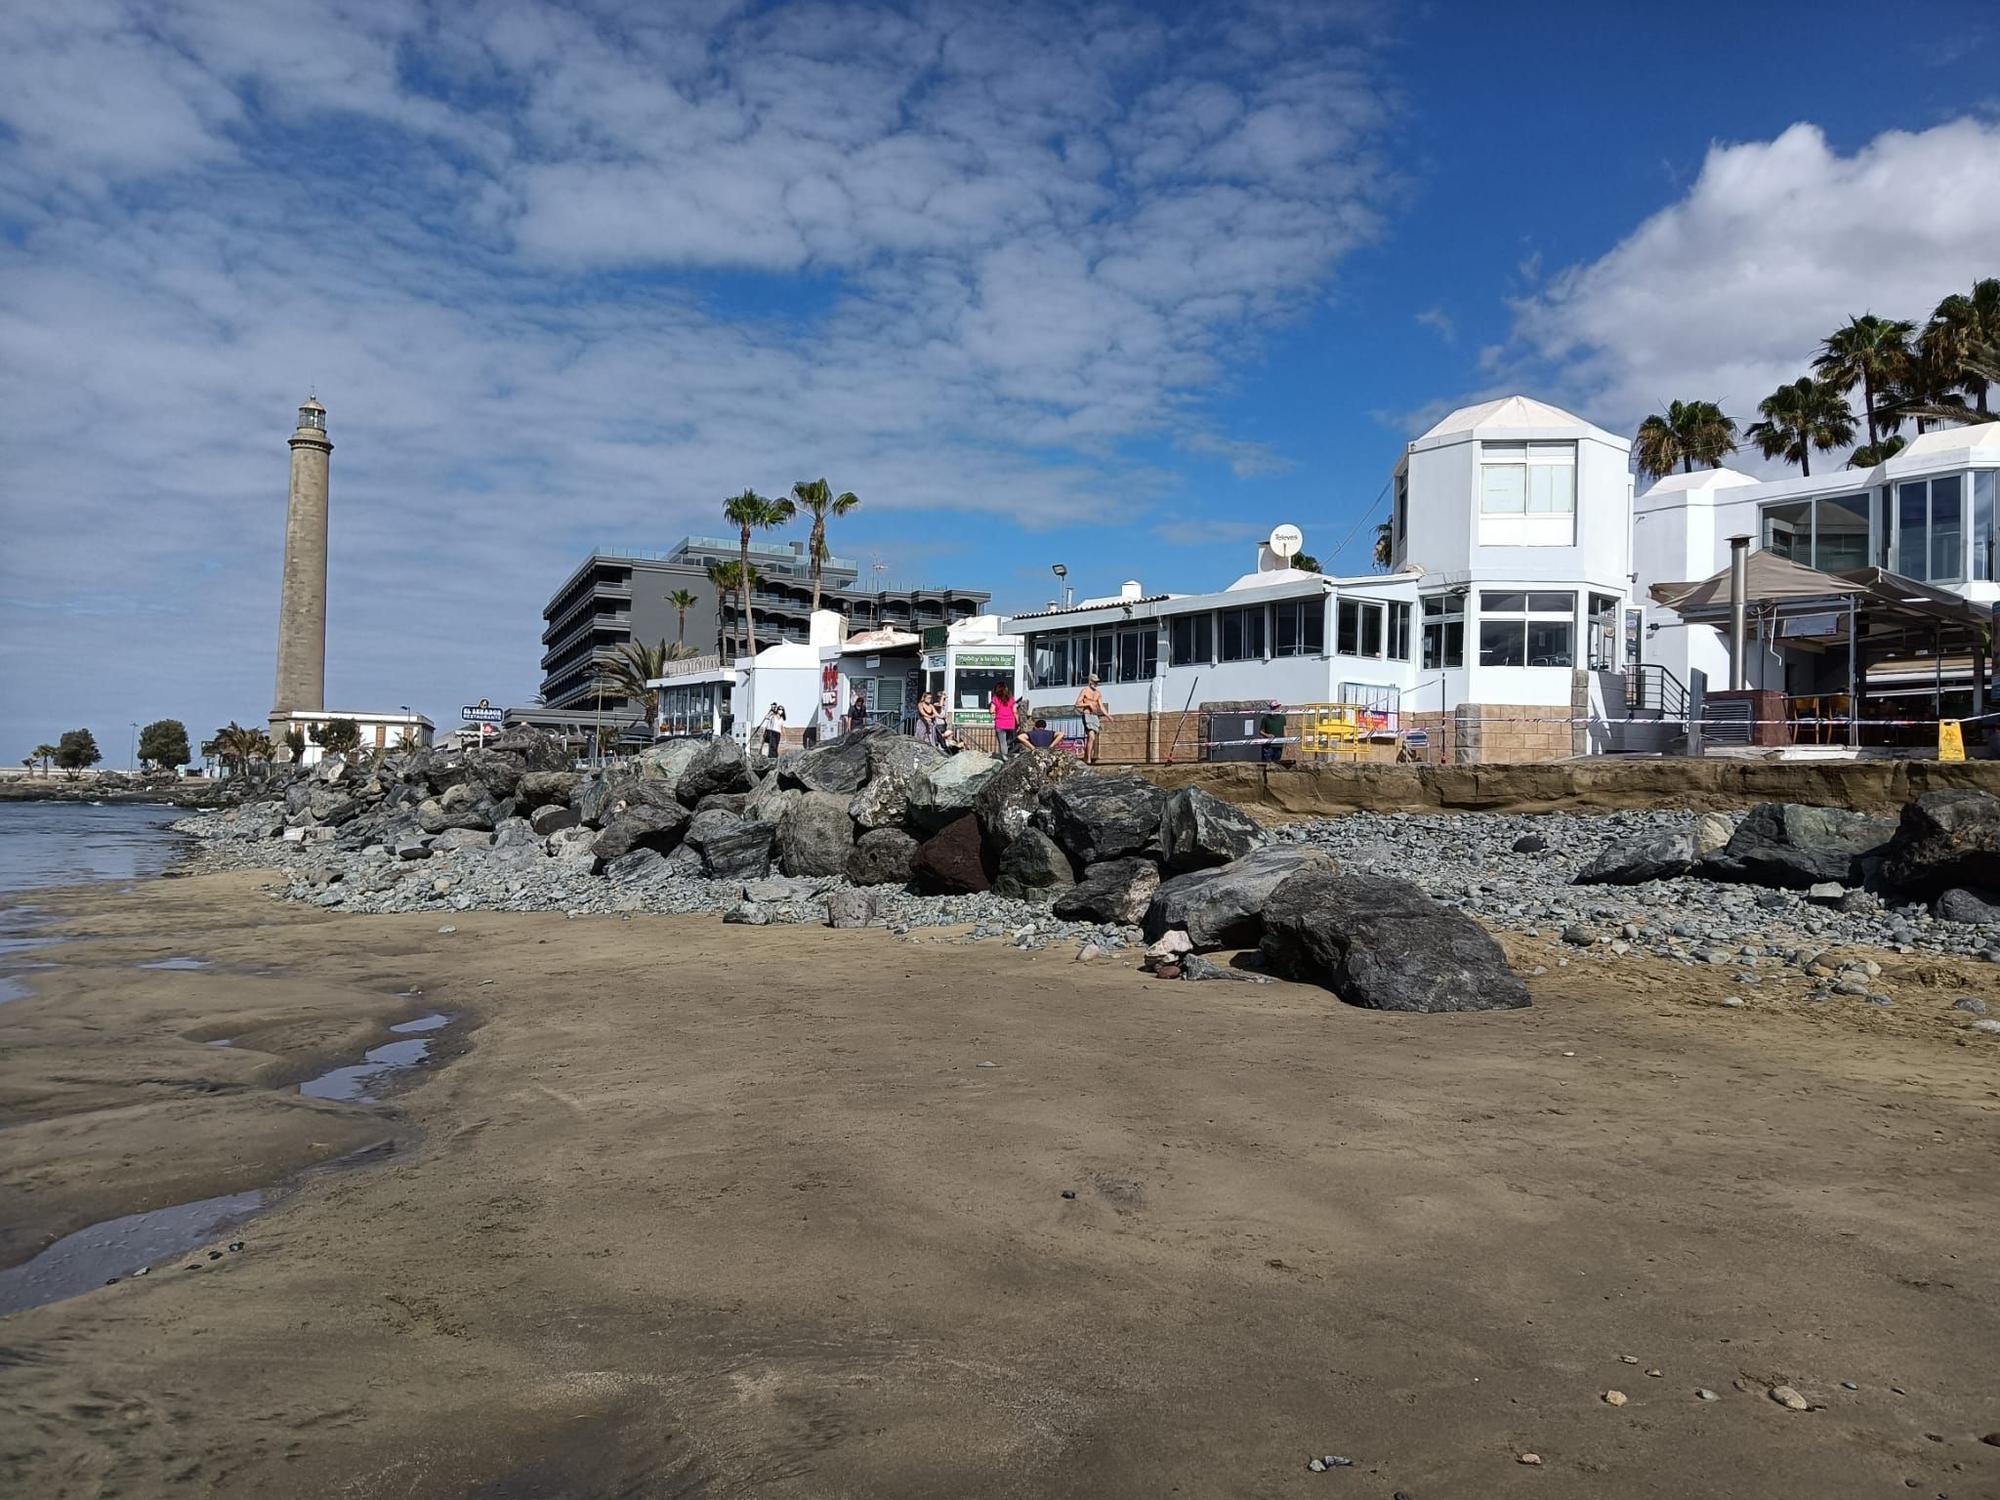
782 729 879 796
1161 786 1268 872
685 809 774 880
1144 844 1334 950
1882 789 2000 897
459 748 529 800
1700 802 1896 889
743 875 817 902
676 738 753 805
432 827 494 852
1806 881 1846 904
1934 886 2000 925
307 787 361 825
866 732 945 785
849 735 945 831
415 797 493 835
992 827 1077 903
603 848 668 883
825 889 876 928
1692 811 1735 858
911 812 994 895
571 770 681 828
1040 772 1167 864
493 816 539 849
905 750 1001 834
1561 924 1598 946
975 750 1090 852
846 827 919 886
1053 857 1162 926
591 802 692 861
722 900 770 925
694 791 749 817
744 775 803 829
1951 996 1988 1015
633 739 705 793
1260 870 1531 1013
483 728 571 772
775 791 856 877
529 803 580 836
394 838 433 861
1512 833 1548 853
515 770 580 810
1180 953 1269 983
1575 832 1694 886
545 825 597 865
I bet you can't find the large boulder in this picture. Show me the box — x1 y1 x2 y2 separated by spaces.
591 802 691 862
1699 802 1896 889
992 827 1077 904
307 787 362 826
676 738 753 806
432 827 493 853
1882 790 2000 897
460 749 529 800
849 735 946 831
905 750 1001 834
633 739 705 793
1935 886 2000 924
1052 857 1162 926
975 750 1089 852
744 774 803 829
1161 787 1267 872
685 808 774 880
516 770 579 810
911 813 994 895
775 791 856 878
572 770 680 828
782 729 880 796
415 797 493 835
529 803 579 836
1259 869 1530 1013
1040 772 1167 865
1144 845 1334 950
485 727 571 772
846 827 919 886
1574 832 1696 886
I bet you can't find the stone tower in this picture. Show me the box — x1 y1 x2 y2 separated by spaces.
270 394 332 749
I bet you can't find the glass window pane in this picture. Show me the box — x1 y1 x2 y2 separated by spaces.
1481 591 1526 612
1360 603 1383 657
1898 481 1930 582
1527 592 1574 614
1337 599 1359 655
1527 441 1575 463
1527 462 1575 513
1246 608 1265 657
1482 442 1528 461
1762 500 1811 559
1221 611 1243 661
1446 622 1463 666
1479 620 1524 666
1811 493 1870 573
1302 602 1325 655
1932 475 1963 581
1275 602 1300 656
1526 620 1574 667
1481 464 1526 513
1976 472 1996 582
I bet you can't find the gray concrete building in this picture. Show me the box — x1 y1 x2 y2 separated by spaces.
270 394 331 747
538 539 990 714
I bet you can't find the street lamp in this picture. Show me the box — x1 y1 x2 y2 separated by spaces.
129 721 139 773
1051 563 1071 611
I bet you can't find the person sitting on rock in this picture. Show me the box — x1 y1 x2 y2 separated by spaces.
1017 716 1059 752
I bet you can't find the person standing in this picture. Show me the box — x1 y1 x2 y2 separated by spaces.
1258 698 1288 764
991 682 1018 757
846 686 869 736
1075 675 1107 764
758 703 785 759
915 691 939 746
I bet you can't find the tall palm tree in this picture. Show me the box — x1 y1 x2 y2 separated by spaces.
1814 314 1913 450
721 489 796 654
1900 335 2000 429
705 560 735 657
1849 433 1909 467
789 477 860 615
707 560 764 658
1745 377 1855 478
599 639 698 733
1890 324 1970 434
667 587 698 646
203 722 270 778
1633 399 1739 480
1930 279 2000 415
31 743 57 776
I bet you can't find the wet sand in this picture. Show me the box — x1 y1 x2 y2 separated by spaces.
2 869 1997 1498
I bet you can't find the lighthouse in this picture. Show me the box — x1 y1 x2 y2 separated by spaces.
270 394 332 752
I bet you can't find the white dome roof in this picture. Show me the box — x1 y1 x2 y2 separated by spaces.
1415 394 1626 450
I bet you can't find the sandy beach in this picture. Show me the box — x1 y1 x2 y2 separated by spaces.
2 867 1998 1498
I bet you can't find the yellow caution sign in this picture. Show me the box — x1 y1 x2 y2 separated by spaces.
1939 719 1966 761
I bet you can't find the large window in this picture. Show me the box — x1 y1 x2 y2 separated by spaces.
1977 472 1997 583
1169 613 1213 666
1762 493 1870 572
1896 475 1964 583
1091 629 1117 684
1116 626 1158 682
1219 606 1266 662
1030 634 1071 690
1588 592 1620 670
1421 593 1464 669
1388 601 1411 661
1479 441 1576 546
1274 598 1326 656
1336 598 1383 657
1478 590 1574 668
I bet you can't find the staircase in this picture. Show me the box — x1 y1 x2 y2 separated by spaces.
1615 663 1690 754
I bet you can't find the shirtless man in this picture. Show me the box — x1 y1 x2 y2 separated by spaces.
1075 675 1108 764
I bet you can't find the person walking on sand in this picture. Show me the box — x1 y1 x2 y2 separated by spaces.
758 702 785 759
991 682 1018 757
1075 675 1107 764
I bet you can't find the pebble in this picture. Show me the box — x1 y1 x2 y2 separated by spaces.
1696 1389 1719 1401
1517 1452 1542 1465
1950 997 1987 1015
1602 1390 1628 1406
1646 1368 1662 1378
1770 1385 1809 1411
1619 1355 1639 1364
1321 1456 1352 1468
1841 1381 1858 1390
1060 1190 1077 1200
436 924 457 935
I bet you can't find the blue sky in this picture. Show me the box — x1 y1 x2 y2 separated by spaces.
3 0 1998 760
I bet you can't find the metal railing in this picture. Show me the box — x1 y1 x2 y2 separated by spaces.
1623 662 1689 721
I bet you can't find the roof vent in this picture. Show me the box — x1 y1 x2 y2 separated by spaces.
1119 580 1143 601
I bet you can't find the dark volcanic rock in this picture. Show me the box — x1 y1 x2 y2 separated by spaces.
1260 869 1530 1013
776 791 856 878
677 739 753 806
591 802 691 862
528 803 579 836
1934 886 2000 924
783 729 880 796
1882 790 2000 897
1040 772 1166 865
992 827 1077 903
694 792 748 817
1574 832 1695 886
1512 833 1548 854
1143 844 1332 950
485 728 571 772
683 808 774 880
974 749 1088 852
1161 786 1267 872
1699 802 1896 889
460 749 529 800
850 736 945 830
415 797 493 835
911 812 994 895
845 827 918 886
1052 857 1162 926
516 770 580 809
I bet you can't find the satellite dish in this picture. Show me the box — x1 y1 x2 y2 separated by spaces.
1268 524 1303 561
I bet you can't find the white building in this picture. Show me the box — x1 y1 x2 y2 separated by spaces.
271 708 434 767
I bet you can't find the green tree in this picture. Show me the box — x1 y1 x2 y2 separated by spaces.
55 728 101 778
1293 552 1323 574
1929 278 2000 415
667 587 698 645
1633 399 1739 480
1813 314 1913 451
283 726 308 761
314 717 362 757
722 488 796 654
1849 433 1909 467
137 718 191 771
789 478 860 615
1372 523 1393 570
1900 335 1999 429
1889 323 1970 434
203 722 271 777
1745 378 1855 477
707 559 762 658
597 639 696 732
31 743 57 777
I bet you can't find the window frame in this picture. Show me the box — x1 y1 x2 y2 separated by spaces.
1421 591 1465 670
1476 589 1576 669
1218 605 1267 663
1169 612 1214 667
1274 597 1326 657
1387 601 1411 661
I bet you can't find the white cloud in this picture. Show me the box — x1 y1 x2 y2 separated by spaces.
1512 119 2000 435
0 0 1399 751
1414 305 1454 342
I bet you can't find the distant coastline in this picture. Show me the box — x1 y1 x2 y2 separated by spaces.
0 775 240 810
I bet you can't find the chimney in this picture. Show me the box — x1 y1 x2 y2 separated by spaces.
1727 534 1750 692
1119 580 1143 601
